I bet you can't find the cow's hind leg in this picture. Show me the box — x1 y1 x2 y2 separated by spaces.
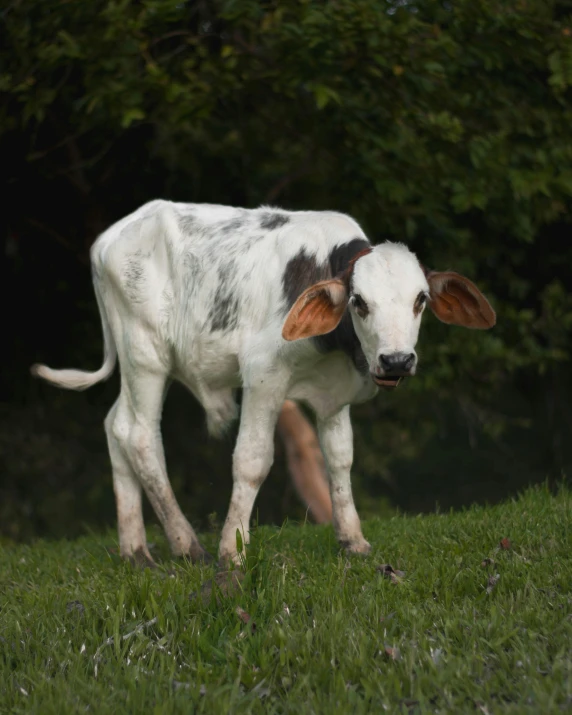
104 399 155 568
112 368 211 563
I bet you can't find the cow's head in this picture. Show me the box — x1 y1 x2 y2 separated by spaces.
281 242 495 389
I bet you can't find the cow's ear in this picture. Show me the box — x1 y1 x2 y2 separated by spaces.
282 279 348 341
425 270 496 329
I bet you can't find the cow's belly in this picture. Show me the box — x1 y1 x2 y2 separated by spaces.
174 334 242 391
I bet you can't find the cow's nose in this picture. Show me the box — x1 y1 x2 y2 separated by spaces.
379 352 416 374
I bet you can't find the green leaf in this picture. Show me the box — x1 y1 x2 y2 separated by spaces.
120 107 145 128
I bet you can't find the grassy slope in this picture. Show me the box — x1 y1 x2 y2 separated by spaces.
1 485 571 714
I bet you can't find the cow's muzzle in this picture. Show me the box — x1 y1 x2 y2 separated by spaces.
371 352 416 390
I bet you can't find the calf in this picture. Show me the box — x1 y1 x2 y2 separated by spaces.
31 200 495 566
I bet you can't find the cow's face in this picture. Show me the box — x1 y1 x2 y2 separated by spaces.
282 242 495 389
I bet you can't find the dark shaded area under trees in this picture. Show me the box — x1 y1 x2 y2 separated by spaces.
2 0 572 541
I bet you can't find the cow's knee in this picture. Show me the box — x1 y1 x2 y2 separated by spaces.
109 414 130 455
233 442 274 489
327 452 352 476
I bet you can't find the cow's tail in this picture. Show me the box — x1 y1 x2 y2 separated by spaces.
31 282 117 391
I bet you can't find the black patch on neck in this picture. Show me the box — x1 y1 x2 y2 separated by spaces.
281 238 371 374
282 248 328 308
327 238 370 278
260 213 290 231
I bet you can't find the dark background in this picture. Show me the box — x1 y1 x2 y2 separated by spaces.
2 0 572 542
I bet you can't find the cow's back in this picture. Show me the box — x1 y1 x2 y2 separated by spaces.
90 199 367 381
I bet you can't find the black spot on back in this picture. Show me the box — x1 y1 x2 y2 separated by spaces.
220 217 246 235
178 214 197 235
260 213 290 231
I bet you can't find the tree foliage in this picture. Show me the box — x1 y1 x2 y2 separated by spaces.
2 0 572 538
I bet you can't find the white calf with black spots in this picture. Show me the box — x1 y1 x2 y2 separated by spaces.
32 199 496 565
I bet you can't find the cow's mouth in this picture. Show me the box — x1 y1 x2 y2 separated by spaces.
371 374 404 390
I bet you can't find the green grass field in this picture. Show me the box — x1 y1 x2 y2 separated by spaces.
1 485 571 714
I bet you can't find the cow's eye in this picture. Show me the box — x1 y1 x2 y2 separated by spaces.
351 294 368 317
414 291 427 316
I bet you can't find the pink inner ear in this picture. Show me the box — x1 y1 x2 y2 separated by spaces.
427 271 496 329
282 279 348 341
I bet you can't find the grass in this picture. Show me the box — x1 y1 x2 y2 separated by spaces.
1 485 571 714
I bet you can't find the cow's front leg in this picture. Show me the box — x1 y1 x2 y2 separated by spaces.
219 384 285 565
318 405 371 555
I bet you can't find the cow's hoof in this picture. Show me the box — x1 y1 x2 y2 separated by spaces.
127 548 158 570
217 544 246 567
190 546 214 565
177 544 214 565
341 539 371 557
